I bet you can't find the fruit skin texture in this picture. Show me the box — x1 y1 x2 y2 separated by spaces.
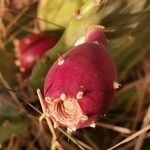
85 25 107 47
43 32 116 131
15 33 59 77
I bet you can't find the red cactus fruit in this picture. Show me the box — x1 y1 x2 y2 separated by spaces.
43 26 117 132
15 33 59 77
85 25 107 47
74 25 107 47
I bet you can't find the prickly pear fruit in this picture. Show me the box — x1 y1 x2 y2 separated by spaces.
15 33 59 77
86 25 107 47
43 26 116 132
74 25 107 47
30 1 106 88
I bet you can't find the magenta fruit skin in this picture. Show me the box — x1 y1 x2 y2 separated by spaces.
86 26 107 47
44 42 116 129
16 33 59 77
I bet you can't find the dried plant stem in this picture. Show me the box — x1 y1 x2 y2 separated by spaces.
4 8 64 29
37 89 63 150
108 125 150 150
121 141 136 150
58 128 86 150
4 20 34 46
134 105 150 150
0 19 5 49
6 136 14 150
75 139 93 150
96 122 132 134
0 72 24 110
132 79 148 130
119 73 150 92
83 132 100 150
5 7 28 37
26 118 44 150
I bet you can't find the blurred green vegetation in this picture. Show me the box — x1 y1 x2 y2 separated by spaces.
0 104 30 144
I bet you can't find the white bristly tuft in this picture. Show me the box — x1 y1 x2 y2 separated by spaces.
113 81 121 89
76 91 84 99
60 93 67 101
58 57 65 65
90 123 96 128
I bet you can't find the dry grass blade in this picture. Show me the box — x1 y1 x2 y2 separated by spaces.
117 73 150 92
83 132 100 150
108 125 150 150
132 78 148 130
96 122 132 134
0 19 6 35
134 105 150 150
5 7 28 37
75 139 93 150
4 20 34 46
6 135 15 150
5 8 65 29
58 128 86 150
0 72 24 110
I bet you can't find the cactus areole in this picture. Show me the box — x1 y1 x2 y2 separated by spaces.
15 33 59 77
43 26 116 132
